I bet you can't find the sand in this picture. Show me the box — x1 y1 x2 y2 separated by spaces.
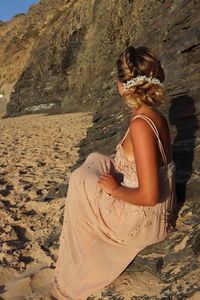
1 112 196 300
0 112 93 299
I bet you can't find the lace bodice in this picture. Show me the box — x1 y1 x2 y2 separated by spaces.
114 140 139 188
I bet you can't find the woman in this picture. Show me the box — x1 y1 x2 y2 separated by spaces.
53 46 176 300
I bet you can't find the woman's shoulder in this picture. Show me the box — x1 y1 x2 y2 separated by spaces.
129 110 171 150
130 109 168 131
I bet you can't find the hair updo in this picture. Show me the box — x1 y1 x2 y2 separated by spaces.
116 46 165 109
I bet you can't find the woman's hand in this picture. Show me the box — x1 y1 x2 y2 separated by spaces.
97 173 120 195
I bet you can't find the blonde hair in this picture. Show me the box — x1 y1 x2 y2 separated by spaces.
116 46 165 109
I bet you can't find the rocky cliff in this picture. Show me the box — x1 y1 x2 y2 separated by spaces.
0 0 71 113
1 0 200 299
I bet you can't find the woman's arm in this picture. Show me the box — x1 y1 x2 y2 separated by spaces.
98 118 160 206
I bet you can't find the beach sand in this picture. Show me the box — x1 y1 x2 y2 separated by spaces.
0 111 181 300
0 112 93 299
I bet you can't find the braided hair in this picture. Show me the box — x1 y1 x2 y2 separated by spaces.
116 46 165 108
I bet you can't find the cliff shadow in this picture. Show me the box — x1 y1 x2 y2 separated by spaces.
168 95 199 222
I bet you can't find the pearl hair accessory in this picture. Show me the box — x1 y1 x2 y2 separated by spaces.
122 75 164 91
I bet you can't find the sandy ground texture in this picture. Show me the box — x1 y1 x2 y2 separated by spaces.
0 112 94 299
1 112 199 300
0 111 167 300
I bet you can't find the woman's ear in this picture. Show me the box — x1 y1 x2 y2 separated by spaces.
117 80 125 96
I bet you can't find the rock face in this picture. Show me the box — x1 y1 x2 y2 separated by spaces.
1 0 200 299
0 0 71 112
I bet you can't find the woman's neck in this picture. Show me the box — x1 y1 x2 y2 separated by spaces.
132 104 160 116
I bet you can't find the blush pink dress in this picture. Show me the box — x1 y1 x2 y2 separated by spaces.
53 114 176 300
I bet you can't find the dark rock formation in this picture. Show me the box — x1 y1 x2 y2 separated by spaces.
2 0 200 298
0 0 71 111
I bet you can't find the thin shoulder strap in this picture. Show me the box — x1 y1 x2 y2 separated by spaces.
131 114 168 165
122 127 130 142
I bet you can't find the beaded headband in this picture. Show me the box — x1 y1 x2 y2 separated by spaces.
122 75 164 91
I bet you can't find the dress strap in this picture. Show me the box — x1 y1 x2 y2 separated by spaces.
122 127 130 143
131 114 168 165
